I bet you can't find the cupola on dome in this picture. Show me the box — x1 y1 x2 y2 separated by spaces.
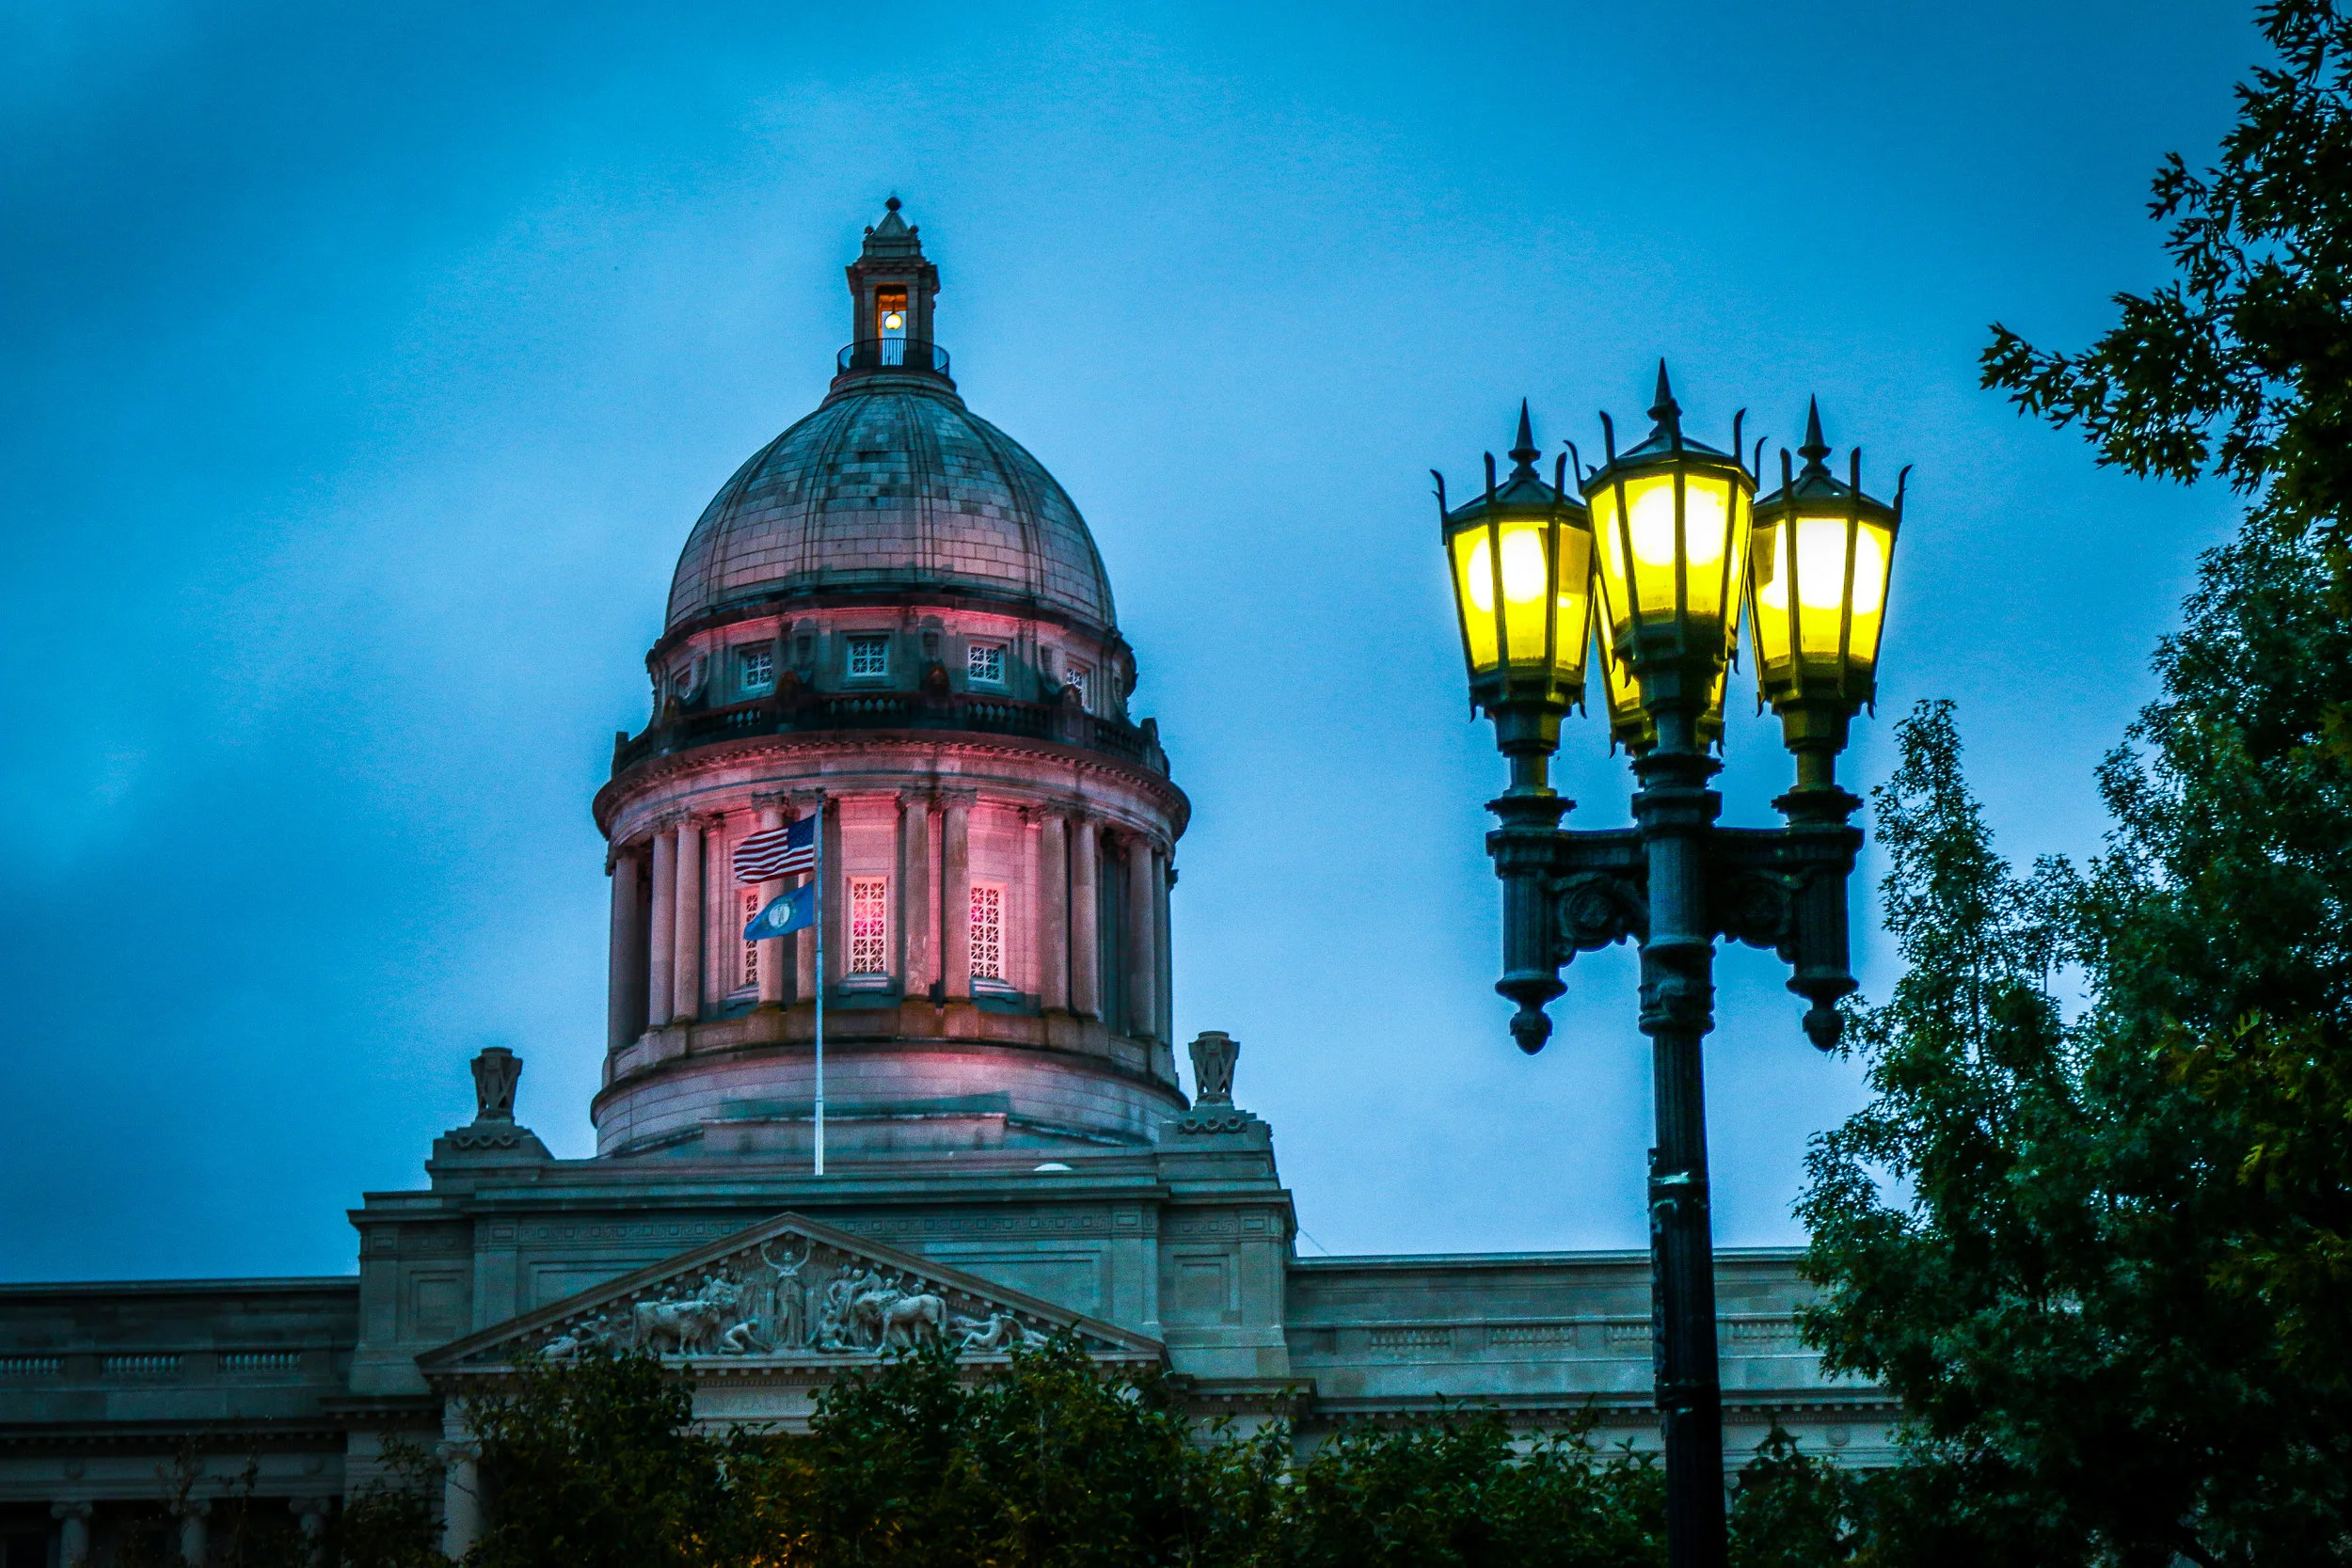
664 201 1116 633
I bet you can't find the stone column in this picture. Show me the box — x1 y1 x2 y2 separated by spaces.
755 802 787 1007
290 1497 330 1567
1155 849 1174 1045
176 1498 210 1566
941 790 975 1002
822 799 845 995
672 816 705 1025
607 847 645 1050
1038 812 1070 1012
51 1501 91 1568
899 792 933 998
1126 836 1158 1040
1071 816 1100 1019
647 826 676 1028
440 1419 483 1561
791 792 823 1001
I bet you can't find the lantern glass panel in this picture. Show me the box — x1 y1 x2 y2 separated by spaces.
1751 509 1894 688
1591 473 1748 638
1551 531 1592 688
1495 517 1552 663
1450 527 1501 673
1847 518 1894 674
1597 612 1645 736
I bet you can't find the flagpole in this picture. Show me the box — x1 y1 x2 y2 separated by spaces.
813 791 826 1179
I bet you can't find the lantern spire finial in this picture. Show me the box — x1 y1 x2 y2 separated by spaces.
1646 360 1683 444
1799 396 1831 474
1509 399 1540 474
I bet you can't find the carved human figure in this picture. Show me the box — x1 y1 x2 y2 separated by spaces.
760 1237 811 1348
952 1309 1048 1354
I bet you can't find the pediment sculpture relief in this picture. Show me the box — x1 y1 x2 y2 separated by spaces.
423 1212 1158 1378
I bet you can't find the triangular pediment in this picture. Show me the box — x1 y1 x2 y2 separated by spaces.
419 1211 1162 1380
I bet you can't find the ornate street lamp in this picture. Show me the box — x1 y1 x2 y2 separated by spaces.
1435 369 1906 1568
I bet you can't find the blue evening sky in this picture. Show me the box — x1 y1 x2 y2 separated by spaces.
1 0 2256 1278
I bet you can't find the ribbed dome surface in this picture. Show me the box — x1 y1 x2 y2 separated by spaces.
667 382 1117 632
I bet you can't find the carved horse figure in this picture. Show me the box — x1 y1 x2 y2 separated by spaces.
633 1276 743 1355
878 1292 946 1348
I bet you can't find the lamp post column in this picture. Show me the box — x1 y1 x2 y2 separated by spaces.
1633 712 1727 1568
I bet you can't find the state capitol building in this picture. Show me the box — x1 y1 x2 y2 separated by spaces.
0 206 1889 1567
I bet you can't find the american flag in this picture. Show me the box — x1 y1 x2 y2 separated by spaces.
732 816 816 884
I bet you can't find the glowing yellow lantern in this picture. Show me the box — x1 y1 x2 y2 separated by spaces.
1592 615 1726 755
1438 404 1595 734
1581 364 1753 745
1747 399 1904 764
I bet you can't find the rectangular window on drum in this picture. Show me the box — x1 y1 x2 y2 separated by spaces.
969 882 1005 981
739 646 773 693
967 641 1005 685
741 888 762 989
849 877 890 977
1062 663 1091 712
847 636 890 679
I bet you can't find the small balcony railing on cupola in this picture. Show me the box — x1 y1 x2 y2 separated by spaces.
836 339 951 376
611 683 1167 778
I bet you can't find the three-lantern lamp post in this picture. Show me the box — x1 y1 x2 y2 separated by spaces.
1434 366 1906 1568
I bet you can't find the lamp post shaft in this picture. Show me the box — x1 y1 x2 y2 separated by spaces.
1635 721 1728 1568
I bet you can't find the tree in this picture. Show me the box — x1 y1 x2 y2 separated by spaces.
1981 0 2352 544
1792 1 2352 1559
463 1351 732 1568
1271 1409 1663 1568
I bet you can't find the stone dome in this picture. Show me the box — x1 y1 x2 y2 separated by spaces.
665 379 1118 633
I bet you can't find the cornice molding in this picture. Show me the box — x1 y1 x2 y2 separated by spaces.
595 732 1188 840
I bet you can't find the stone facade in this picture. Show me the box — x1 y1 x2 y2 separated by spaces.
0 206 1894 1564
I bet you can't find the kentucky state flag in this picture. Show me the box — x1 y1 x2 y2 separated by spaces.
743 882 815 942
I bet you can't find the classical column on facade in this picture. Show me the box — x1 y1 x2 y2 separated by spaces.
1154 847 1174 1044
754 798 787 1007
671 816 706 1026
647 823 677 1029
606 843 646 1050
50 1501 91 1568
175 1498 210 1567
440 1419 484 1561
940 789 976 1003
821 796 845 997
790 791 824 1002
1037 809 1071 1013
290 1497 331 1567
1070 813 1101 1019
899 791 934 1003
1126 833 1158 1040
